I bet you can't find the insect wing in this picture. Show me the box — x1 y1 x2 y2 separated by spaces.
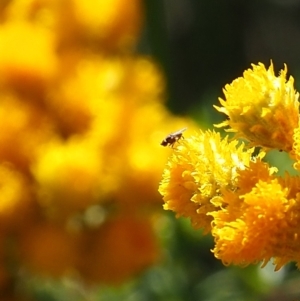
169 127 187 138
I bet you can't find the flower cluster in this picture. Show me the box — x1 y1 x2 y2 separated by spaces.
0 0 197 295
159 62 300 270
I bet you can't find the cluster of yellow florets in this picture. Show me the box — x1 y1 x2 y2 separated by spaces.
0 0 197 295
159 62 300 271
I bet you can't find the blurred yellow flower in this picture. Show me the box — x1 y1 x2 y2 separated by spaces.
32 138 104 219
0 164 33 231
0 0 198 294
0 95 54 172
71 0 142 50
0 21 57 95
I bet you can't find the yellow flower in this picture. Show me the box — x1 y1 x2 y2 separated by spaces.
159 61 300 271
0 164 33 231
159 130 255 233
236 157 277 195
0 0 200 287
0 21 57 95
4 0 143 52
215 62 299 153
71 0 143 50
0 95 54 172
32 138 105 219
211 177 300 270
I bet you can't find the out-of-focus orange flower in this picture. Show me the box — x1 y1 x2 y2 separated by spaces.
0 95 54 172
18 223 79 277
0 0 198 295
78 215 159 285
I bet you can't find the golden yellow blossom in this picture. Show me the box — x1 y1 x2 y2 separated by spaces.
236 157 276 195
211 177 300 270
215 62 299 153
160 61 300 271
159 130 255 233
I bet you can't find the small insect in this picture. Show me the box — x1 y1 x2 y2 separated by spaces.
161 127 187 147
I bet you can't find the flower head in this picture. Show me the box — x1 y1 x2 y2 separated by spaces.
211 177 300 270
159 130 255 233
160 61 300 271
215 62 299 153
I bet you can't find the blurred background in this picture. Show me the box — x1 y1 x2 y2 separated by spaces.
143 0 300 115
1 0 300 300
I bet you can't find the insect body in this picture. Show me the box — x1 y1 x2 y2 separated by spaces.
161 127 187 147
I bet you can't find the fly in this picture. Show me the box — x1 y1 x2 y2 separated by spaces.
161 127 187 147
